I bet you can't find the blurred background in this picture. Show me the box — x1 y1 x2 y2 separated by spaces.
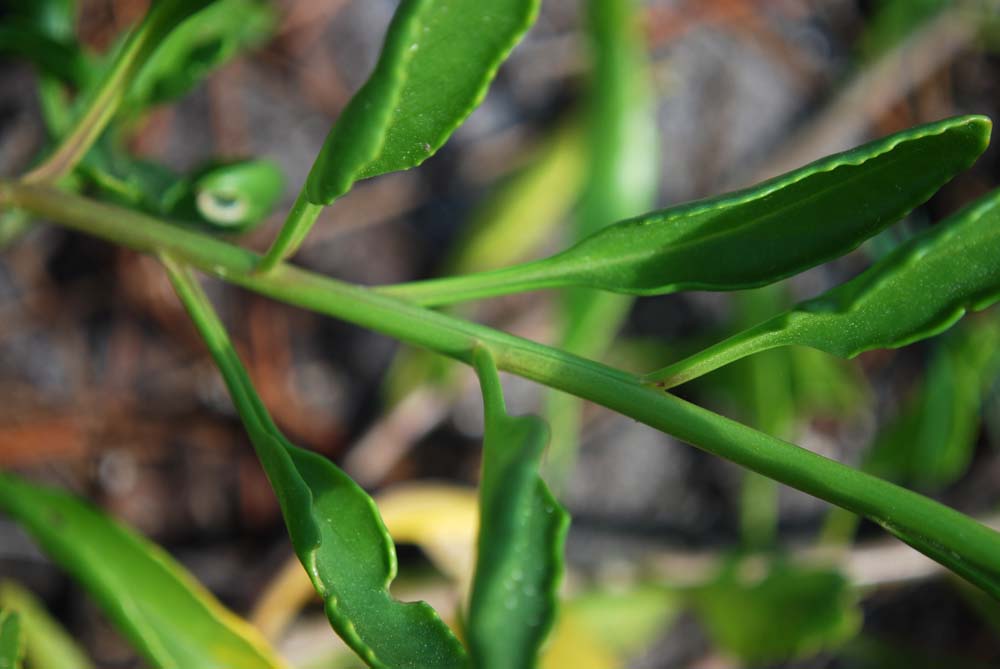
2 0 1000 667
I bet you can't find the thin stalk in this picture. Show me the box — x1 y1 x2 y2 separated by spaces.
375 258 568 306
643 320 795 388
4 179 1000 597
23 0 203 184
257 190 324 272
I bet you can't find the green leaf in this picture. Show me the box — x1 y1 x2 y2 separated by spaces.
260 0 540 269
125 0 275 112
305 0 539 203
168 159 285 232
468 348 569 669
0 581 94 669
0 611 24 669
0 475 286 669
162 258 469 669
646 186 1000 388
691 561 861 664
380 115 991 306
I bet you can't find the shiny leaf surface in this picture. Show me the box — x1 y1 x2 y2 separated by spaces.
261 0 540 268
164 259 469 669
305 0 539 204
646 187 1000 388
381 116 990 306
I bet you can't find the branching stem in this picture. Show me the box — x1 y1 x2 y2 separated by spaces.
4 178 1000 596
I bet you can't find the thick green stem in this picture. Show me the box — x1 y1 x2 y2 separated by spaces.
5 179 1000 597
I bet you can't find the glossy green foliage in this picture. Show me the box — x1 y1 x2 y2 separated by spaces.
126 0 275 112
691 562 861 664
647 186 1000 388
0 582 93 669
260 0 540 270
468 349 569 669
0 611 23 669
381 116 990 306
867 318 1000 488
0 474 285 669
304 0 539 205
163 260 468 669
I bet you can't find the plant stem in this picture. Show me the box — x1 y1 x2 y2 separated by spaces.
257 190 324 272
642 319 794 388
376 258 567 306
4 179 1000 596
23 0 205 184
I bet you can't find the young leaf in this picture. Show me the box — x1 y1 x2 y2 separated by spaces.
467 348 570 669
0 582 93 669
0 475 286 669
125 0 275 112
645 186 1000 388
259 0 541 269
162 257 469 669
168 159 285 232
380 115 991 306
0 611 23 669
